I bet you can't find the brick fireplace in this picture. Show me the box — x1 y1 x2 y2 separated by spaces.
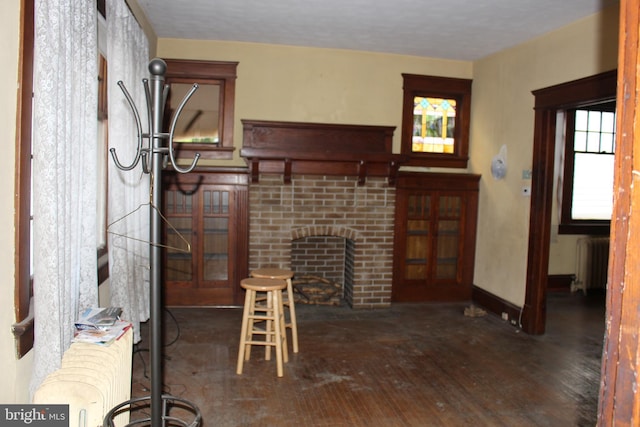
248 174 395 308
241 120 406 308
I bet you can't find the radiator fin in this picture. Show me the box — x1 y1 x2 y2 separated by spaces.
33 327 133 427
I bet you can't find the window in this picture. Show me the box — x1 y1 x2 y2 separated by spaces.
13 0 110 357
560 102 616 234
163 59 238 161
401 74 472 168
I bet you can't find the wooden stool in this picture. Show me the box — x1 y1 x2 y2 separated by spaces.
236 277 288 377
251 268 299 353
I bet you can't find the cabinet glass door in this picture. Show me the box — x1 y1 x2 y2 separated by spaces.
202 189 229 281
165 190 193 281
435 195 462 280
405 193 431 280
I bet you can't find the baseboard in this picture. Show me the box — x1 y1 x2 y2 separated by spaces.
471 285 523 328
547 274 575 292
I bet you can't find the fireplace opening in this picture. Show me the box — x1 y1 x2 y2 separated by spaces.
291 236 355 305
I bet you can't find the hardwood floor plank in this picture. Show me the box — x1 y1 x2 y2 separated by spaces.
129 293 604 426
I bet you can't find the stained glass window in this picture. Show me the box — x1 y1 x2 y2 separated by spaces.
412 97 456 154
401 74 471 168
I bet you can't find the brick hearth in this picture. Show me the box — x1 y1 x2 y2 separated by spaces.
248 174 395 308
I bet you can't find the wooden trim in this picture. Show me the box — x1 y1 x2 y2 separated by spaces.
547 274 575 292
13 0 34 359
98 259 109 285
525 70 617 335
240 120 406 185
523 108 555 334
163 59 238 161
471 285 522 327
598 1 639 423
532 70 617 109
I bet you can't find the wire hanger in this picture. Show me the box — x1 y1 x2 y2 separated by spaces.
107 173 191 253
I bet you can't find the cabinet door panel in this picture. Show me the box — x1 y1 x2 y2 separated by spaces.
163 171 249 306
165 223 193 281
393 173 479 302
203 217 229 281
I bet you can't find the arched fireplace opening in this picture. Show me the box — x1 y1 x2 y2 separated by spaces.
291 235 356 305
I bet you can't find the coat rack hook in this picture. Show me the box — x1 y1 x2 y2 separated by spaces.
168 83 201 173
109 81 146 171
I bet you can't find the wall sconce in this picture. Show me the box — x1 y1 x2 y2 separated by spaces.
491 144 507 180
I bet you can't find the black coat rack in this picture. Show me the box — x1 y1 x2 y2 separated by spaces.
105 58 201 427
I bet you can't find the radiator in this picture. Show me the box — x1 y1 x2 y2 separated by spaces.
572 236 610 294
33 328 133 427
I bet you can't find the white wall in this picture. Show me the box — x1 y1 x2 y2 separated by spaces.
1 0 34 404
470 4 619 305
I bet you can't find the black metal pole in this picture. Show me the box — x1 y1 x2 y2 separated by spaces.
148 58 166 427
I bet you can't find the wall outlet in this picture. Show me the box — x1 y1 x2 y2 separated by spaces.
501 312 508 321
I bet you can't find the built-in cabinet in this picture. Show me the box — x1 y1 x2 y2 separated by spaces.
162 168 248 306
392 172 480 302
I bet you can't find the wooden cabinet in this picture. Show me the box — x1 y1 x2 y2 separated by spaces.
162 168 248 306
392 172 480 302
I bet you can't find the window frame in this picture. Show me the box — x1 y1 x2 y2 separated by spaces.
163 59 238 161
13 0 35 358
559 103 615 235
401 74 472 168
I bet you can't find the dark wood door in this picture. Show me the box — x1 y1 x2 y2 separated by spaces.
162 170 248 306
392 172 479 302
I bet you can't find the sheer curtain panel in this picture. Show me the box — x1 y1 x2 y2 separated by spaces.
106 0 151 344
30 0 98 394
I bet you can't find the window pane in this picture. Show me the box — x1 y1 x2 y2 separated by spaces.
412 96 456 154
601 111 615 133
586 132 601 153
572 152 614 220
574 131 587 152
601 133 614 153
575 110 588 130
171 83 221 144
587 111 602 132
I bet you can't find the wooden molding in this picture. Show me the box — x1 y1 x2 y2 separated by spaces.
240 120 406 185
472 285 522 327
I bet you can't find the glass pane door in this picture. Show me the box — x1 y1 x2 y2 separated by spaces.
435 195 461 280
165 190 193 281
405 193 431 280
202 189 229 281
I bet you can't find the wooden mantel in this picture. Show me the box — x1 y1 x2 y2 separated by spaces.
240 120 408 185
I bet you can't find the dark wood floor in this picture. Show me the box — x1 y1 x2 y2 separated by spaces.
129 291 605 427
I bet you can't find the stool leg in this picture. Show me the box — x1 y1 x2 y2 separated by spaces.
278 289 289 364
285 278 299 353
245 288 257 362
273 290 284 377
236 290 253 375
264 291 273 361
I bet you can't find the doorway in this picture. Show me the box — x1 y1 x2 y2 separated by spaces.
523 70 617 334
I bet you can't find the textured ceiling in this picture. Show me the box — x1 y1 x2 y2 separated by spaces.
135 0 619 61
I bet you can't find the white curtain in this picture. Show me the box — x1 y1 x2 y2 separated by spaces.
30 0 98 393
106 0 151 344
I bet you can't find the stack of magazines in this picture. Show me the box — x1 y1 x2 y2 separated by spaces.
73 307 132 346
